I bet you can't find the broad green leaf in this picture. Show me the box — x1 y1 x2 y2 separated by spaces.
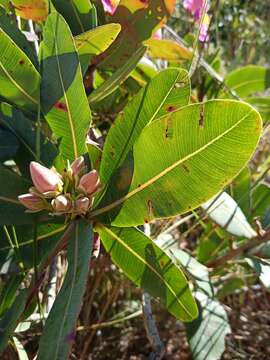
0 103 57 178
0 165 33 225
0 128 19 162
93 100 262 226
0 8 38 67
41 12 92 162
186 292 231 360
247 97 270 122
224 65 270 98
98 0 176 69
202 192 256 238
89 46 146 104
100 67 190 186
38 220 92 360
0 289 28 353
0 9 40 112
75 23 121 73
97 224 198 322
52 0 97 35
156 233 213 297
145 38 192 61
223 66 270 122
11 0 48 21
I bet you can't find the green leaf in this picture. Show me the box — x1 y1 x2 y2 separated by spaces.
38 220 92 360
11 0 48 21
0 103 57 178
93 100 262 226
97 225 198 322
0 165 33 225
98 0 175 69
224 65 270 98
186 292 231 360
89 46 146 104
145 38 192 61
41 12 91 162
52 0 97 35
100 67 190 186
75 23 121 73
0 9 40 112
0 289 28 354
0 275 24 315
247 97 270 122
156 233 213 297
0 128 19 162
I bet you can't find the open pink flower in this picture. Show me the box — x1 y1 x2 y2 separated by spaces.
30 162 63 194
101 0 120 15
78 170 100 195
18 193 45 211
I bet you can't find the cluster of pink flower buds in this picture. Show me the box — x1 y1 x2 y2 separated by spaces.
18 158 100 217
183 0 210 42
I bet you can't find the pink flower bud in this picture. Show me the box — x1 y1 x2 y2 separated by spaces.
52 195 72 213
18 193 45 211
78 170 100 195
75 197 90 214
71 156 85 177
101 0 120 15
30 162 63 194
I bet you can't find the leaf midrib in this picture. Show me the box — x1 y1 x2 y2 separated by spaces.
90 109 254 218
100 224 195 319
53 16 78 160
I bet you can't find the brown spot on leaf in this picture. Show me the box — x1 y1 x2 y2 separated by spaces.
19 59 25 65
54 101 68 112
182 164 190 173
167 105 176 113
199 104 205 128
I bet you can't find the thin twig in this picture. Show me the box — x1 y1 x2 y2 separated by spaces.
207 226 270 269
142 293 165 360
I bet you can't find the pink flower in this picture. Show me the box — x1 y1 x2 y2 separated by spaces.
52 195 72 213
75 197 90 214
199 22 209 42
153 29 162 40
71 156 86 177
101 0 120 15
183 0 208 19
30 162 63 194
78 170 100 195
18 193 45 211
